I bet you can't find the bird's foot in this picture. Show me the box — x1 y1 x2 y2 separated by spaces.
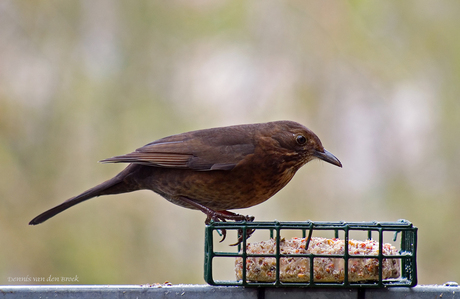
204 210 255 246
176 197 255 246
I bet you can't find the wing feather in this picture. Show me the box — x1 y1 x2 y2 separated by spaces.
100 126 256 171
101 152 192 168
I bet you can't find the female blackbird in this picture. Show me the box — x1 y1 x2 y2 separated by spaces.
29 121 341 240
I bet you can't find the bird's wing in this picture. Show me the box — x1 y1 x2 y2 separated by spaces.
100 128 256 171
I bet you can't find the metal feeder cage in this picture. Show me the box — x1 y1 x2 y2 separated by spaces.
204 219 417 288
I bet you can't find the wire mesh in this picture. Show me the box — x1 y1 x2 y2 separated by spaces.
204 219 417 287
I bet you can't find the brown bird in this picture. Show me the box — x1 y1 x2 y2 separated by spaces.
29 121 341 242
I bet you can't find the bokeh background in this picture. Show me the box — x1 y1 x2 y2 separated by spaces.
1 0 459 285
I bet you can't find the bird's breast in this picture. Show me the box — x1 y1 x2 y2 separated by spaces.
135 158 298 211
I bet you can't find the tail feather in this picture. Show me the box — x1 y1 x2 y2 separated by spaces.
29 176 126 225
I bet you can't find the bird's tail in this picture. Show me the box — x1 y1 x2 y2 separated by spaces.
29 165 138 225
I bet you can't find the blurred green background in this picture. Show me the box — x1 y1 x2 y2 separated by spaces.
1 0 459 285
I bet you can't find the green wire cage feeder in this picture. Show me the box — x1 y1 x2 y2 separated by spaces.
204 219 417 287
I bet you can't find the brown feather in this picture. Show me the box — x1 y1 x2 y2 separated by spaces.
100 129 256 171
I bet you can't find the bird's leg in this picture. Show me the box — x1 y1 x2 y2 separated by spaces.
178 196 255 245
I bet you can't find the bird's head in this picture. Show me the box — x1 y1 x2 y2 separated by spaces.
270 121 342 170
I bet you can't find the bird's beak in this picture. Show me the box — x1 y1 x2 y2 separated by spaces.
313 149 342 168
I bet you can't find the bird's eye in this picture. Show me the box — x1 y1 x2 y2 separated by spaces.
296 135 307 145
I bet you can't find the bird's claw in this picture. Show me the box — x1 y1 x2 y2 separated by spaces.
205 210 255 246
229 227 255 246
219 229 227 243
